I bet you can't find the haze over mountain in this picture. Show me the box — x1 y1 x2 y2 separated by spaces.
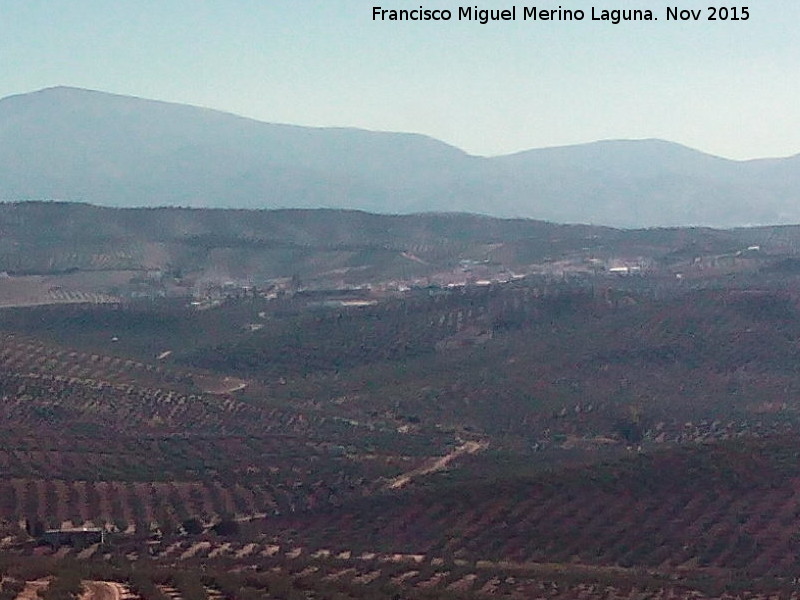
2 86 799 228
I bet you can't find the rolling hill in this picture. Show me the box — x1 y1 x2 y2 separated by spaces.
4 205 800 595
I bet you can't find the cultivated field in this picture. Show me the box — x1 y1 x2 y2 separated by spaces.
5 205 800 597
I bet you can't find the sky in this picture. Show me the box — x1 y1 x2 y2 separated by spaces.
2 0 799 160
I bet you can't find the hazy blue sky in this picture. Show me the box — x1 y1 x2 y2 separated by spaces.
3 0 799 159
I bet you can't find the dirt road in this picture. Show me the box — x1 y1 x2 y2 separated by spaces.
15 578 51 600
387 440 488 489
79 581 126 600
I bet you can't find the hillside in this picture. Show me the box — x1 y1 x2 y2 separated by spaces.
3 87 800 227
4 205 800 596
262 435 800 579
0 201 785 289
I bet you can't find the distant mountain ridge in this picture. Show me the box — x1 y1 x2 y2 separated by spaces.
1 86 799 228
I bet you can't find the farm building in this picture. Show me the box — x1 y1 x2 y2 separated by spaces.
42 527 105 547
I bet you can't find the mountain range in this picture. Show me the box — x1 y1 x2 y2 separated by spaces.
1 86 799 228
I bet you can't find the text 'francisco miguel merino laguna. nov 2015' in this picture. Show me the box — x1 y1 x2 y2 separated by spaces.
371 6 751 25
